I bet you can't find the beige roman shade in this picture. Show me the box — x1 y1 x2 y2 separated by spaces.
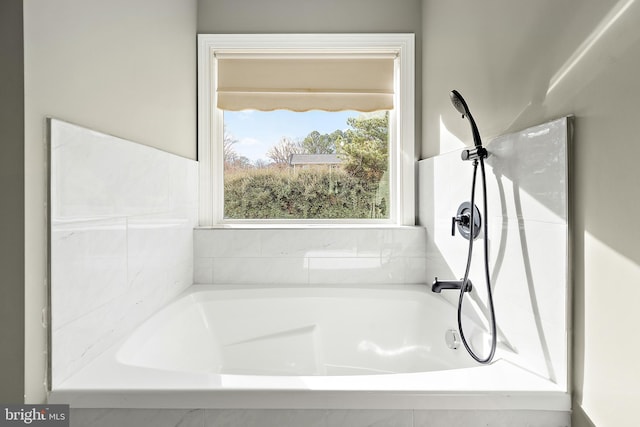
216 55 395 112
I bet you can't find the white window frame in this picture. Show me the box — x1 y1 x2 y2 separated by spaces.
197 33 415 226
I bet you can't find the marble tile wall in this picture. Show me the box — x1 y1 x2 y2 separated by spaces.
418 117 570 390
49 119 198 387
70 408 570 427
193 226 428 285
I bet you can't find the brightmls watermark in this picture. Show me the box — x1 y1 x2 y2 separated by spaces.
1 405 69 426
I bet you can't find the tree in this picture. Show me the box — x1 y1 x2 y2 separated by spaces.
223 130 251 170
225 153 252 170
254 159 271 169
266 136 302 166
300 129 344 154
337 112 389 182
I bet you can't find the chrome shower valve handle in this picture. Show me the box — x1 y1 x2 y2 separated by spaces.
452 202 481 240
451 213 471 236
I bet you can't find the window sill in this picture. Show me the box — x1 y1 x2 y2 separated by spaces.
195 223 423 230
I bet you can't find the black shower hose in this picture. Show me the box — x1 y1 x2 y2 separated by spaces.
458 156 497 364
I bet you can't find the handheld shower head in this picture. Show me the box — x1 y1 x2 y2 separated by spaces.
450 90 470 118
450 90 483 148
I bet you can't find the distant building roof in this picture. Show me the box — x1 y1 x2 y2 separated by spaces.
289 153 342 166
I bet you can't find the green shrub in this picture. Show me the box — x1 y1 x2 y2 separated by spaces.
224 167 388 219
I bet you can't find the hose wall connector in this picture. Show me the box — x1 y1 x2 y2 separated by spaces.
461 146 488 162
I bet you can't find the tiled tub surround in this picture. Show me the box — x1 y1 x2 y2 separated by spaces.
418 118 571 395
193 227 428 285
49 119 198 388
47 117 570 426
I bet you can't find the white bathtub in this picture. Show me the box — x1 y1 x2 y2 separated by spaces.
49 284 570 410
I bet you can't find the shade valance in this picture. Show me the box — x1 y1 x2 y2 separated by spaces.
216 57 395 112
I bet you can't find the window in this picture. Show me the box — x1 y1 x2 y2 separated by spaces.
223 109 390 220
197 34 415 225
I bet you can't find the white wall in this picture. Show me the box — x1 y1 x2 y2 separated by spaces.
422 1 640 426
198 0 421 34
23 0 197 402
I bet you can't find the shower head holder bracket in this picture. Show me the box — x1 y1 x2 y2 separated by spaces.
461 146 488 162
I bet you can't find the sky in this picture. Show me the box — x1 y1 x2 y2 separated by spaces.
223 110 358 163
